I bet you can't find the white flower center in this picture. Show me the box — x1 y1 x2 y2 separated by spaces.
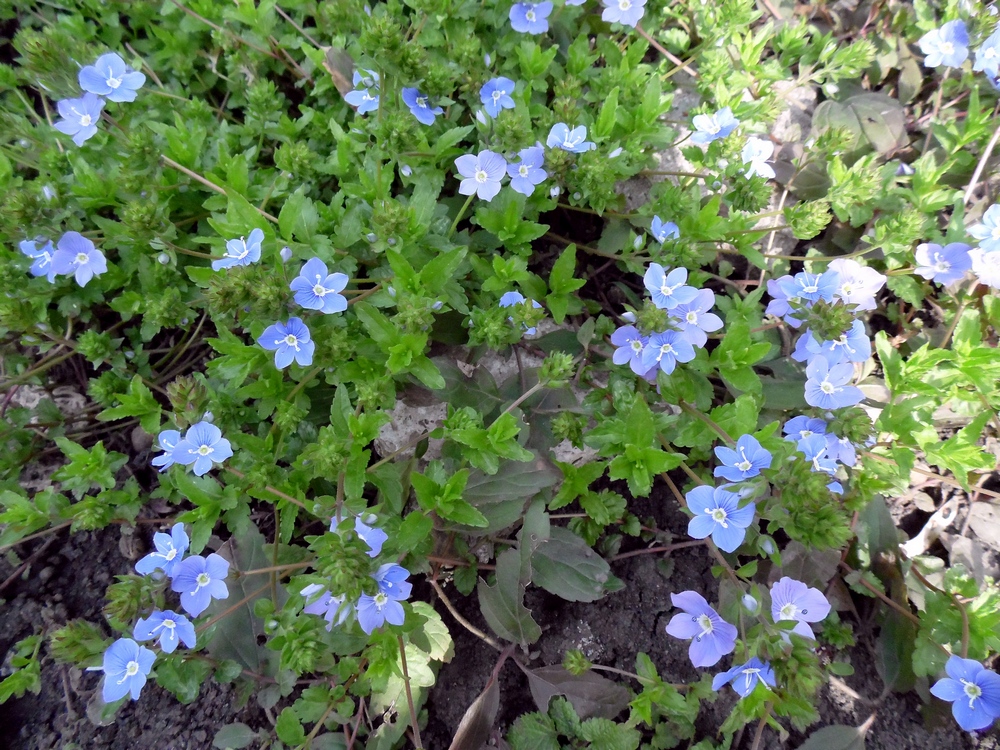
779 602 799 620
165 548 177 561
197 444 213 456
658 343 674 358
709 507 729 527
79 114 92 127
525 9 536 21
163 619 176 630
374 591 389 609
685 311 698 324
193 572 211 593
283 334 299 349
800 429 813 438
75 252 89 264
313 283 327 296
962 679 983 708
107 75 122 89
991 225 1000 240
475 169 488 183
493 90 504 103
519 165 529 176
695 613 714 638
940 42 955 55
119 660 140 683
840 282 854 296
630 340 643 353
705 117 721 134
416 96 427 108
820 379 836 395
933 253 950 272
619 0 631 8
801 283 818 294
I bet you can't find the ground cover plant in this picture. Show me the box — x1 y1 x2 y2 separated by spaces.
1 0 1000 748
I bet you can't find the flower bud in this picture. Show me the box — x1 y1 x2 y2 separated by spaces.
742 594 759 613
157 253 170 265
280 246 293 262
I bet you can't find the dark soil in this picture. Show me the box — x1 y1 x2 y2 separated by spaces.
2 481 996 750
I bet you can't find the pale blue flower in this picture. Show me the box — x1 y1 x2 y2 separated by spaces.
641 330 696 375
509 2 552 34
547 123 595 153
770 576 831 639
354 516 388 557
345 70 379 114
499 291 543 336
357 564 411 634
171 553 230 617
712 657 776 697
919 20 969 69
54 93 105 146
290 258 349 313
480 77 516 118
685 485 756 553
643 263 698 310
742 136 775 179
506 145 546 196
258 317 316 369
135 523 189 577
665 591 737 667
455 150 507 201
975 27 1000 77
101 638 155 702
610 325 648 374
212 228 263 270
51 231 107 287
714 435 772 482
691 107 739 145
150 429 181 472
133 610 196 654
971 247 1000 289
172 422 233 476
78 52 146 103
19 238 57 282
782 416 827 444
301 584 352 631
650 216 680 242
804 355 863 410
804 320 872 366
600 0 646 27
827 258 885 311
930 656 1000 731
915 242 972 286
670 289 723 348
402 87 443 125
968 204 1000 252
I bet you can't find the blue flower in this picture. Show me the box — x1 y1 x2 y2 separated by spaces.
54 93 105 146
402 87 443 125
712 657 776 697
19 238 57 282
969 204 1000 252
611 325 648 375
691 107 739 145
915 242 972 286
649 216 680 243
600 0 646 27
971 247 1000 289
546 123 596 153
150 429 181 472
480 77 516 118
798 433 838 476
101 638 155 703
670 289 723 348
344 69 379 114
919 20 969 69
509 2 552 34
804 355 864 410
172 421 233 476
805 320 872 366
930 656 1000 731
354 516 388 557
507 145 546 196
741 136 774 179
685 485 756 553
51 232 107 287
498 291 543 335
290 258 349 313
171 553 230 617
714 435 772 483
770 576 831 639
826 258 885 311
357 564 412 634
301 584 351 631
455 150 507 201
665 591 737 667
258 317 316 369
135 523 189 577
643 263 698 310
212 228 264 270
641 330 696 375
975 27 1000 77
133 610 196 654
782 416 827 443
825 434 858 467
78 52 146 103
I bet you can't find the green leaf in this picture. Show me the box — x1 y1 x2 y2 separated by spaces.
278 187 319 243
531 526 613 603
463 456 560 506
434 125 475 158
525 666 630 720
96 375 161 433
796 719 873 750
477 548 541 645
579 717 641 750
276 707 306 745
508 713 560 750
213 723 259 749
412 468 487 527
155 654 212 704
593 87 619 140
923 411 996 490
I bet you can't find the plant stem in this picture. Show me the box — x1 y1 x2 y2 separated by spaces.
429 578 502 650
448 193 476 237
161 155 279 224
397 634 424 749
